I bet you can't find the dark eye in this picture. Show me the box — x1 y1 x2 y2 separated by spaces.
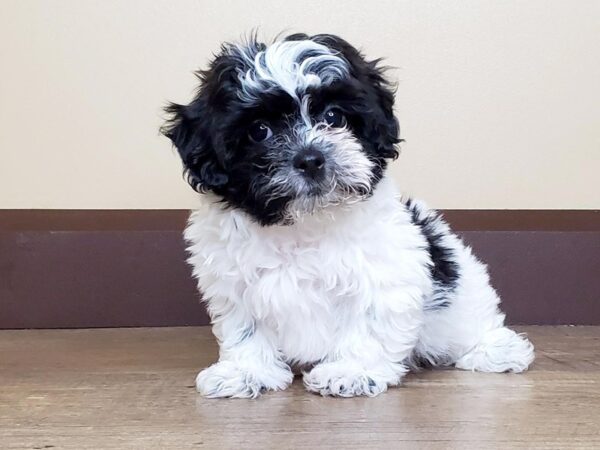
248 122 273 143
324 108 346 127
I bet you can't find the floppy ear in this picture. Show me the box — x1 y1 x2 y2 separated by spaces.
161 92 228 192
362 60 400 159
310 34 401 159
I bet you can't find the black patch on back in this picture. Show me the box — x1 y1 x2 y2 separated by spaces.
405 199 459 309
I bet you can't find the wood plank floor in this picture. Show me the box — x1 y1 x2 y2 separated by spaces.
1 326 599 450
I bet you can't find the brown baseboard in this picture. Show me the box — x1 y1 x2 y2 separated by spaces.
1 209 599 328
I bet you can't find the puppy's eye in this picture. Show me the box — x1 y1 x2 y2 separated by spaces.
324 108 346 128
248 122 273 143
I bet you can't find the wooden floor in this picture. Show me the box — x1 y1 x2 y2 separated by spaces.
1 327 599 450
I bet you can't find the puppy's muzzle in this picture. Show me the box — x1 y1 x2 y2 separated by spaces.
293 148 326 180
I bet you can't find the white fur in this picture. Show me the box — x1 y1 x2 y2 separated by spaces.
262 124 375 221
185 177 534 398
235 40 348 105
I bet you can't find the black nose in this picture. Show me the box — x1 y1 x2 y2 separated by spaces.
293 149 326 179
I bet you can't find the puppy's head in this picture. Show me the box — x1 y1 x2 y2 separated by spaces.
162 33 400 225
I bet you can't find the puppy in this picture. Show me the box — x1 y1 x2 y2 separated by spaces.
162 33 534 398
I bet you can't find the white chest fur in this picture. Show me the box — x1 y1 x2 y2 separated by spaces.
184 178 432 363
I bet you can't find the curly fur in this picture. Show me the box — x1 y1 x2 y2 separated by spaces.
162 33 534 398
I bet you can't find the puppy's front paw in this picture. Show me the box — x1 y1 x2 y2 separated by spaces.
303 361 397 397
196 360 292 398
196 361 265 398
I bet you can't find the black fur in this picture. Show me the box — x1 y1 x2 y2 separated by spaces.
404 199 459 308
288 33 401 159
161 33 401 225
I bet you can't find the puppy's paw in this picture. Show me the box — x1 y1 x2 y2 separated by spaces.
196 361 265 398
196 360 292 398
455 327 535 373
303 361 399 397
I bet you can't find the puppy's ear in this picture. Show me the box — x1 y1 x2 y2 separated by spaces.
361 60 400 159
311 34 401 159
161 98 228 192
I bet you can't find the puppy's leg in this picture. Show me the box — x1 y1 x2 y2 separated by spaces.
302 345 406 398
414 238 535 373
303 288 423 397
453 325 534 373
196 308 293 398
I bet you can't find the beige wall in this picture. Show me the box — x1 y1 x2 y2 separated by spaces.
1 0 598 209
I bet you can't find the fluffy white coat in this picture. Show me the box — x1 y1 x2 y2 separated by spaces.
185 177 535 398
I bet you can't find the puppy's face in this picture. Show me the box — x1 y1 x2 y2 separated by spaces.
163 34 400 225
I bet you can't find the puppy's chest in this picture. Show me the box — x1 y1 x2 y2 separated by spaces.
188 206 426 314
231 225 407 310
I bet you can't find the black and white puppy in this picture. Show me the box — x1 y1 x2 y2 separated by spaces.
162 33 534 398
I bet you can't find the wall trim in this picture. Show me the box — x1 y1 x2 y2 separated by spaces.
1 209 598 231
1 209 599 328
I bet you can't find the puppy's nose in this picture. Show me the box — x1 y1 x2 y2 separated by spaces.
293 149 326 179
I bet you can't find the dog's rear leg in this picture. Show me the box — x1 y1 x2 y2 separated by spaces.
413 242 535 373
454 326 534 373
